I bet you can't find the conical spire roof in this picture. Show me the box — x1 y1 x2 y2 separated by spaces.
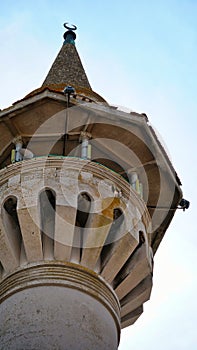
42 24 91 89
23 24 106 104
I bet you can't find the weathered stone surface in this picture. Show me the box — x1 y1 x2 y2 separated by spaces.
0 264 120 350
17 206 43 262
54 205 77 261
0 158 152 338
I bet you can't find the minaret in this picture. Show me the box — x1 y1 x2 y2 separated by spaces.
0 24 186 349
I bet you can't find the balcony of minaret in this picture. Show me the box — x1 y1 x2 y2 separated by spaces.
0 24 185 349
0 101 182 253
0 157 153 328
0 98 182 330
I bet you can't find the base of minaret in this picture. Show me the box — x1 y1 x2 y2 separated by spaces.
0 262 120 350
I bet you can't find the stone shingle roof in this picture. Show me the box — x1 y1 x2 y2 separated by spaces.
42 42 91 89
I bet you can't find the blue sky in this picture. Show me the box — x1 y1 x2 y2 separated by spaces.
0 1 197 349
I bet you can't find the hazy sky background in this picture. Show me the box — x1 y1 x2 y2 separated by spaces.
0 1 196 349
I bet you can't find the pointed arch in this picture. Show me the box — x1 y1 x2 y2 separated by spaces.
0 196 22 272
71 192 92 264
39 188 56 260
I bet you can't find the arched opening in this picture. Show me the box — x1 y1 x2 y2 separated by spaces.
2 196 23 263
4 196 19 226
76 192 92 228
39 189 56 260
71 192 92 263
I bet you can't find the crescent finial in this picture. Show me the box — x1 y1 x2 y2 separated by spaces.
63 23 77 31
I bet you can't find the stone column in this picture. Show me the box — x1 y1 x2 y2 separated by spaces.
0 262 120 350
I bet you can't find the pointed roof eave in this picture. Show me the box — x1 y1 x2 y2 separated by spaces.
23 84 107 104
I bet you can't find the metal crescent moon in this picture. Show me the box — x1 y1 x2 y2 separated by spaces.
64 23 77 31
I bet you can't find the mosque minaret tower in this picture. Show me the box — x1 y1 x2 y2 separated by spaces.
0 24 187 349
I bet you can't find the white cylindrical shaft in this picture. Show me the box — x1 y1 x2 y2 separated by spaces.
15 141 23 162
0 264 120 350
81 137 89 159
